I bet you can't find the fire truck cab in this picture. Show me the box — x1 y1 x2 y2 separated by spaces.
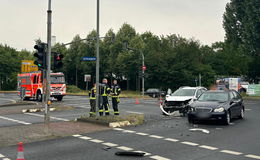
17 72 66 101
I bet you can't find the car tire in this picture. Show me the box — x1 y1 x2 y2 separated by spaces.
36 91 42 102
224 111 231 125
238 108 244 119
188 117 194 124
57 96 63 101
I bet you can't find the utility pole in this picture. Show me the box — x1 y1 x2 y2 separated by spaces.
141 51 145 96
44 0 52 130
95 0 100 110
199 74 201 86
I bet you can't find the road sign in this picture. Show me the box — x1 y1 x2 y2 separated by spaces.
84 75 91 82
82 57 97 61
142 65 146 71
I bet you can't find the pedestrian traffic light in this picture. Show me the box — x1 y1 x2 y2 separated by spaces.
53 52 64 69
34 43 46 69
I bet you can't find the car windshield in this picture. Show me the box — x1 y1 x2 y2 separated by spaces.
50 75 65 84
172 89 196 96
198 92 228 102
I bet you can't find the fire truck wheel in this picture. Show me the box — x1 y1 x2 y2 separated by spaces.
57 96 63 101
36 91 42 102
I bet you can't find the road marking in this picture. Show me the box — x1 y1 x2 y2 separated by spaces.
245 109 252 111
149 135 164 139
0 98 16 103
134 150 151 156
24 112 70 122
199 145 218 150
72 134 82 137
76 106 90 109
90 139 104 143
181 141 199 146
0 116 31 125
126 111 143 114
123 130 136 133
3 158 10 160
79 136 92 140
245 154 260 159
102 142 118 147
113 128 124 131
164 138 179 142
189 128 210 134
0 154 4 158
220 150 242 155
136 132 149 136
150 155 171 160
116 146 133 151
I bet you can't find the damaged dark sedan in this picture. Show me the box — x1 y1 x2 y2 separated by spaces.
187 90 245 125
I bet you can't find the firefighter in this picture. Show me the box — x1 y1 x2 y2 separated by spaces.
89 83 96 117
111 80 121 115
99 78 111 116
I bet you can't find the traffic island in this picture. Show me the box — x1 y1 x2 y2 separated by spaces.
76 114 144 127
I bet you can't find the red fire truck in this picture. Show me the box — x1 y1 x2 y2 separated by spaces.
17 71 66 101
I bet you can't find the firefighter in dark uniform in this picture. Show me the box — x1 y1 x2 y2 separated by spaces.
89 83 96 117
111 80 121 115
99 78 111 116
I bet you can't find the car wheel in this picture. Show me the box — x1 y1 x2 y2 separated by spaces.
224 111 231 125
36 91 42 102
238 108 244 119
188 117 194 124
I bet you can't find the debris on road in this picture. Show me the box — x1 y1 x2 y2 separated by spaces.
115 151 145 157
102 146 111 151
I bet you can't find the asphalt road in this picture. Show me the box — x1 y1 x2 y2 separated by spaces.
0 93 259 160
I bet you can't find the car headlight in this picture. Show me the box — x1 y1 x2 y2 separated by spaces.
214 107 225 112
189 106 195 112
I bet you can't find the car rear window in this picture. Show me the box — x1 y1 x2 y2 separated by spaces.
198 92 228 102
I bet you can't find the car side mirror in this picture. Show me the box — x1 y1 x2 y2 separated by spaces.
230 99 236 105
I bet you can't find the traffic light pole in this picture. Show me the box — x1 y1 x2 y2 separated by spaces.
44 0 52 130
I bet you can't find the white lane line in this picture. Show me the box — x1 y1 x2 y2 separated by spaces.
199 145 218 150
149 135 164 139
79 136 92 140
102 142 118 147
136 132 149 136
72 134 82 137
150 155 171 160
0 98 16 103
220 150 242 155
134 150 151 156
0 116 31 125
113 128 124 131
24 112 70 122
126 111 143 114
122 130 136 133
181 141 199 146
3 158 11 160
245 109 252 111
164 138 179 142
245 154 260 159
76 106 90 109
0 154 4 158
116 146 133 151
89 139 104 143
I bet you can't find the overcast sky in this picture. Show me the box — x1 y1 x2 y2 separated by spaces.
0 0 230 51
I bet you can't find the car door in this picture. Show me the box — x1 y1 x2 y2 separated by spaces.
229 91 238 118
232 91 243 116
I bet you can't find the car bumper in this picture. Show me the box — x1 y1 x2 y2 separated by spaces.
188 112 226 121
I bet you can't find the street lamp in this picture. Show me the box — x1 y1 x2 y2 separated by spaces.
124 42 145 96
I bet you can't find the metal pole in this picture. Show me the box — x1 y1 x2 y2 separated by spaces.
45 0 52 128
95 0 100 110
141 51 144 96
199 74 201 86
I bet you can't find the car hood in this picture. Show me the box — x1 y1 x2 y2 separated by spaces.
166 96 193 101
191 101 229 109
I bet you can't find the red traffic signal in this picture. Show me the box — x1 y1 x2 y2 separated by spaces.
142 65 146 71
53 52 64 69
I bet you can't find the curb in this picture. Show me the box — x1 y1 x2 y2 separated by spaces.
0 101 38 107
22 107 56 113
76 118 131 128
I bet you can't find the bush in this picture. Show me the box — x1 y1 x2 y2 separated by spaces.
66 85 84 93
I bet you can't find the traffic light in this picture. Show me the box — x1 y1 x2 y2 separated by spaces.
34 43 46 69
53 52 64 69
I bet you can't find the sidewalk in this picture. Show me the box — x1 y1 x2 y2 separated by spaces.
0 121 110 147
